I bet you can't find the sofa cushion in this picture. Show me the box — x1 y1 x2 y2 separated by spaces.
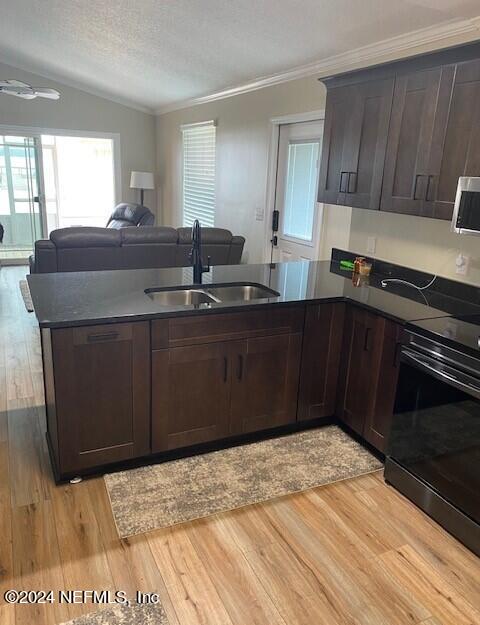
121 226 178 244
56 247 122 272
51 227 121 248
177 227 233 244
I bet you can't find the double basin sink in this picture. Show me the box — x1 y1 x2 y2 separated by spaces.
145 282 280 306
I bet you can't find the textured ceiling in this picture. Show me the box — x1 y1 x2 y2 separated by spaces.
0 0 479 111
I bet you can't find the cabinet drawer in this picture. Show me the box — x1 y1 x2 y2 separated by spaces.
72 323 133 345
151 306 305 349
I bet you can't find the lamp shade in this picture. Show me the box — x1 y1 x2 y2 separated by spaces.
130 171 155 190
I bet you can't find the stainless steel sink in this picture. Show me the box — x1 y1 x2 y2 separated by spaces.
145 287 219 306
205 283 280 302
145 282 280 306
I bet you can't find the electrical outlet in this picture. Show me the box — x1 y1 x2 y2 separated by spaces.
367 236 376 255
455 253 470 276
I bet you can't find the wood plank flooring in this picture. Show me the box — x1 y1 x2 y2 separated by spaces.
0 265 479 625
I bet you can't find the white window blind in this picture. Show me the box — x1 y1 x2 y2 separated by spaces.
182 121 216 228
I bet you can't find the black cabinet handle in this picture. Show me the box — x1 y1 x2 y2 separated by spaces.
223 357 228 383
413 174 426 201
364 327 372 352
347 172 357 194
87 331 120 342
237 354 244 380
425 175 435 202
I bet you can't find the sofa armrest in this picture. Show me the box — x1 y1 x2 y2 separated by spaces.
229 236 245 264
31 239 57 273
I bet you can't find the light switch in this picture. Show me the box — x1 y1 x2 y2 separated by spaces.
367 237 376 255
255 206 264 221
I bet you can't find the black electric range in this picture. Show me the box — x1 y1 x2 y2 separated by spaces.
385 312 480 556
409 313 480 358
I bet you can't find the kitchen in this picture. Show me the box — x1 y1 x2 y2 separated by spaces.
2 6 480 625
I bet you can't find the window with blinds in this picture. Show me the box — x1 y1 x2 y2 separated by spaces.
181 121 216 228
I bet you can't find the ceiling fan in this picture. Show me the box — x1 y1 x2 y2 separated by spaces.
0 79 60 100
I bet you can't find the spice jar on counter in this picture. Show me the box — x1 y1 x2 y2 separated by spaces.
353 256 365 273
359 261 372 276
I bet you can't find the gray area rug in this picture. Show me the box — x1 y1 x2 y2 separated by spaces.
19 279 34 312
60 603 168 625
105 425 382 537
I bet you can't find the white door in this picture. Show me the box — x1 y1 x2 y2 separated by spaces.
269 121 323 262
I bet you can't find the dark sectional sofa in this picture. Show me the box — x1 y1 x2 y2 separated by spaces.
29 226 245 273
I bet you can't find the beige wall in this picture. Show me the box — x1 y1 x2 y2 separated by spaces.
348 208 480 286
0 61 156 209
155 29 480 286
156 76 330 263
157 71 479 286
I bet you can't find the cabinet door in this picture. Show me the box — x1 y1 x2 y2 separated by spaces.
363 318 401 452
229 334 302 435
381 67 443 216
336 308 380 436
317 85 355 205
52 322 150 474
343 78 394 210
426 59 480 220
152 342 232 452
298 303 345 421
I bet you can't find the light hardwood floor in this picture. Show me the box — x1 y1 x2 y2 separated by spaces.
1 265 479 625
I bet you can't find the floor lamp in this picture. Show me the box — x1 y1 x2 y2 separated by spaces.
130 171 154 205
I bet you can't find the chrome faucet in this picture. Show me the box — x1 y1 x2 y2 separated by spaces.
189 219 210 284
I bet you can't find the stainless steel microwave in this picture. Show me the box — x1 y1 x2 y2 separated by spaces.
452 177 480 236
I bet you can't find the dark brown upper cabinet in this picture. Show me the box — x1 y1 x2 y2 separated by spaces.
425 58 480 220
317 85 353 205
381 67 444 216
319 42 480 221
318 78 394 210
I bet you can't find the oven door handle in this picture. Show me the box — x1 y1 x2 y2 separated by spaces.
402 349 480 400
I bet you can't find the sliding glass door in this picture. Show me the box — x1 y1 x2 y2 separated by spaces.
0 135 45 262
41 135 115 230
0 130 118 264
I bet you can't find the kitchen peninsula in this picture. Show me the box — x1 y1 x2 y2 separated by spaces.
28 256 480 482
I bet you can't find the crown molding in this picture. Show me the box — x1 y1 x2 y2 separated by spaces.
155 16 480 115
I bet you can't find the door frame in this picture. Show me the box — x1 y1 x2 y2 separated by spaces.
263 109 325 263
0 130 47 264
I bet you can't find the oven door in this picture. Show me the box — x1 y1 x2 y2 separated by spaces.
388 347 480 525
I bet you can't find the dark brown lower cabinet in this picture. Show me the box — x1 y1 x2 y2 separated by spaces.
49 322 151 475
336 307 400 452
229 333 302 435
44 302 402 479
151 341 232 452
363 319 401 451
152 332 302 451
298 303 345 421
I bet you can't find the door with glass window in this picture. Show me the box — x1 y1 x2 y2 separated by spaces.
0 135 45 262
270 121 323 262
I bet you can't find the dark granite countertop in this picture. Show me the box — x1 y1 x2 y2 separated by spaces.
27 260 480 329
